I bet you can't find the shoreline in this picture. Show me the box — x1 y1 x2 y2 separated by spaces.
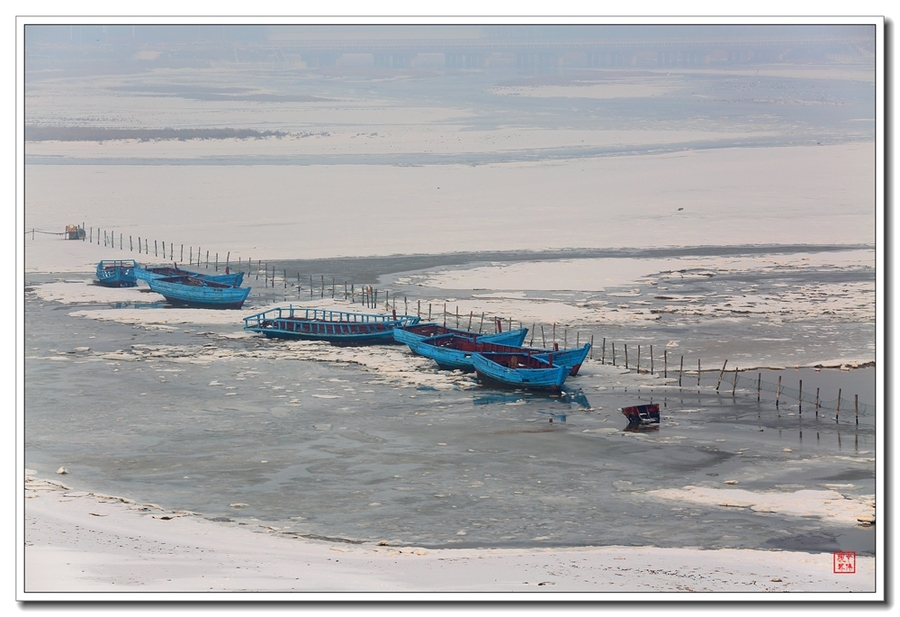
21 472 877 598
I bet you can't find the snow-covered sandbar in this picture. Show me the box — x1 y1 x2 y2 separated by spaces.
23 472 875 599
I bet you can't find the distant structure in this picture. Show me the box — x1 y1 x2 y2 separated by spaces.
65 224 85 240
25 24 875 75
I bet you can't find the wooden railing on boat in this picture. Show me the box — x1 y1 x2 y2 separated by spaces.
243 305 420 334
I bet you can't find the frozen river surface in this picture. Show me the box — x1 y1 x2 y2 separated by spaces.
23 249 876 556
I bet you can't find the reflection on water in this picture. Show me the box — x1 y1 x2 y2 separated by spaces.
471 387 591 410
109 301 168 309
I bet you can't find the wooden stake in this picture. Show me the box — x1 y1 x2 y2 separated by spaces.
601 338 606 364
836 389 841 423
625 344 629 370
732 367 738 396
757 373 761 401
855 394 859 425
650 345 654 375
799 380 803 414
776 375 782 408
664 349 667 378
679 356 684 386
697 359 701 387
541 326 546 348
815 387 820 418
716 360 728 391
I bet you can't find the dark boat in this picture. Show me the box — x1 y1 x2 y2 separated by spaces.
135 263 244 287
620 403 661 426
243 306 421 345
148 275 250 309
411 333 590 375
95 260 138 288
472 351 568 393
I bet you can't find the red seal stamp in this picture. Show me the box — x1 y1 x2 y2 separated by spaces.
833 551 856 574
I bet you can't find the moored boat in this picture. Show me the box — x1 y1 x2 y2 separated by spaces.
95 260 138 287
393 322 528 348
243 306 420 345
472 351 568 393
148 275 250 309
412 333 590 375
135 263 244 287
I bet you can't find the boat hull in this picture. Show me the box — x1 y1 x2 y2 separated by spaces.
148 276 250 309
472 352 568 393
95 260 138 288
394 324 528 348
244 306 420 346
414 335 590 376
408 338 476 371
135 265 244 287
620 403 661 425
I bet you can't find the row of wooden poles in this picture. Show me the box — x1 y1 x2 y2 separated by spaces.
87 225 234 271
595 339 865 425
85 228 866 423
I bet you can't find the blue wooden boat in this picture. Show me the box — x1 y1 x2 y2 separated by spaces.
243 306 421 345
412 334 590 376
148 275 250 309
135 263 244 287
472 351 568 393
394 322 528 348
95 260 138 287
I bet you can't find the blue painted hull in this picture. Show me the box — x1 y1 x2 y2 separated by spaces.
95 260 138 287
243 306 421 346
472 352 568 393
413 335 590 376
148 276 250 309
394 324 528 348
135 265 244 287
408 338 476 371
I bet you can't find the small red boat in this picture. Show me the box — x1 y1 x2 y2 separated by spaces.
620 403 660 426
